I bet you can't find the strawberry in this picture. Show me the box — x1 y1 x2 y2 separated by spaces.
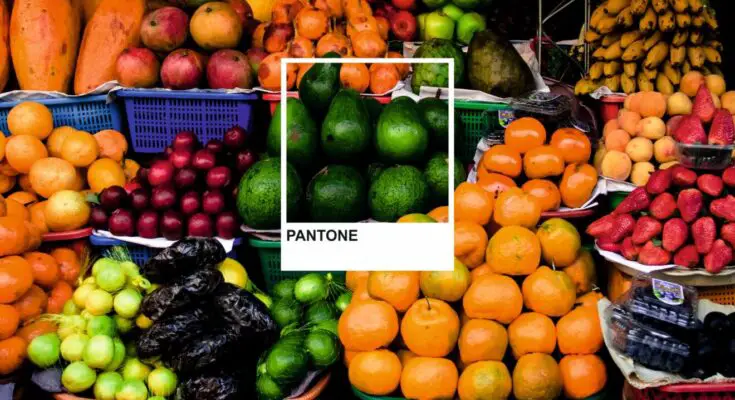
638 241 671 266
722 223 735 248
674 244 699 268
692 84 716 124
662 218 688 252
615 187 651 215
632 216 662 245
645 169 672 195
710 195 735 222
722 166 735 188
677 189 704 223
649 192 677 220
621 237 641 261
670 165 698 187
597 237 622 253
586 214 615 238
692 216 717 254
704 239 733 274
697 174 724 197
674 114 707 144
609 213 636 243
708 109 735 145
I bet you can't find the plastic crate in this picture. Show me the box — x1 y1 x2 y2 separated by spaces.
455 100 513 163
0 95 123 135
90 235 240 265
262 92 392 115
116 89 258 153
699 285 735 305
248 237 345 290
625 382 735 400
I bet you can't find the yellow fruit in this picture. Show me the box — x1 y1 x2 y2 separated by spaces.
625 137 654 162
630 162 655 186
706 75 726 96
721 91 735 114
660 161 679 169
654 136 677 163
600 150 632 181
44 190 91 232
7 102 53 139
636 117 666 140
217 258 249 289
667 92 692 115
46 126 76 158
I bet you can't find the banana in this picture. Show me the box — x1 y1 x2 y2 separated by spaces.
688 46 705 68
656 74 674 94
672 30 688 46
643 31 663 51
593 47 607 60
675 13 691 28
681 60 692 74
662 61 681 84
704 8 718 30
602 33 622 47
617 6 635 27
604 75 621 92
704 47 722 64
604 41 623 60
585 30 602 43
658 10 675 31
652 0 669 12
621 73 637 93
669 0 687 12
590 62 605 80
590 4 608 28
706 40 723 52
622 40 645 61
604 61 622 76
621 31 643 48
631 0 649 15
669 45 686 65
597 16 618 34
644 67 658 80
575 79 599 96
688 0 703 13
689 30 703 45
624 62 638 76
638 72 655 91
692 13 705 28
639 7 658 32
605 0 632 15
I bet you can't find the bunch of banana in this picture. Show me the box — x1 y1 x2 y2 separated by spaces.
577 0 723 96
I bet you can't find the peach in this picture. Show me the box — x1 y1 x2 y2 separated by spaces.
680 71 705 97
601 150 633 181
593 146 607 174
603 119 620 140
624 92 643 113
626 137 654 162
654 136 677 163
722 91 735 114
705 74 726 97
639 92 666 118
618 110 641 135
659 161 679 169
636 117 666 140
630 162 655 186
666 92 692 115
605 129 631 152
712 92 722 108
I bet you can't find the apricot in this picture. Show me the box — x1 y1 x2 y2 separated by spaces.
605 129 631 152
667 92 692 116
659 161 679 169
706 74 726 97
636 117 666 140
680 71 705 97
722 91 735 114
603 119 620 140
625 137 654 162
654 136 677 163
630 162 655 186
624 92 643 113
618 110 641 135
601 150 632 181
639 92 666 118
593 146 607 174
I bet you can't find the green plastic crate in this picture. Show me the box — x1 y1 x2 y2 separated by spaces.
454 100 513 163
248 237 345 291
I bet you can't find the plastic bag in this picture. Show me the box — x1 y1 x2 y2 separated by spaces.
213 283 278 342
175 374 243 400
137 307 209 359
141 268 223 321
167 330 242 374
142 237 226 283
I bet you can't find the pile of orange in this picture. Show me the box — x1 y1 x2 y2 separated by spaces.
0 244 84 375
255 0 407 93
476 117 598 214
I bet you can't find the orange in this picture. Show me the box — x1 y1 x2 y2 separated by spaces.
0 159 19 176
556 306 603 355
16 320 56 344
338 298 399 351
51 247 82 285
523 145 565 179
6 191 37 206
513 353 563 400
13 284 47 321
550 128 592 164
458 319 508 364
0 135 5 162
458 361 512 400
400 357 458 399
340 62 370 93
0 174 15 194
522 266 577 317
47 280 73 314
576 291 604 308
343 349 362 367
28 201 48 234
536 218 581 267
508 312 557 359
522 179 561 212
397 349 417 366
348 350 402 396
367 271 420 312
346 271 369 292
122 159 140 182
463 274 523 324
94 129 128 162
87 158 126 193
5 135 48 174
559 163 598 209
493 187 541 228
23 251 60 289
477 172 517 195
455 182 494 225
479 145 522 178
0 304 20 340
401 298 459 357
470 263 492 281
7 102 53 139
0 256 33 304
46 126 76 158
427 206 448 222
560 355 607 399
352 280 372 303
486 226 541 276
0 336 27 375
44 190 91 232
607 266 633 302
563 249 597 294
28 157 79 199
504 117 546 154
454 221 488 268
61 130 99 167
419 258 471 302
5 199 29 221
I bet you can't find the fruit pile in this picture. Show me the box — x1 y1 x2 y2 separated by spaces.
588 163 735 272
575 0 723 95
0 245 83 376
477 117 598 212
596 72 735 185
91 128 256 240
414 1 487 44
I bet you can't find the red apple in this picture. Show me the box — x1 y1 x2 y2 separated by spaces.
227 0 253 25
116 48 160 88
246 48 268 77
169 149 192 169
140 6 189 52
172 131 199 152
161 48 206 90
391 0 415 10
148 160 175 186
207 49 253 90
390 11 417 42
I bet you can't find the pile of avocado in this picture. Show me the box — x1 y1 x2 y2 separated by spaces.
248 53 466 225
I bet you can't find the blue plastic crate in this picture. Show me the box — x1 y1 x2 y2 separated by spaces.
0 95 123 135
90 234 241 266
116 89 258 153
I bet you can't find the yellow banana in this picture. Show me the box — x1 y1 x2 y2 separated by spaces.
639 7 657 32
643 31 663 51
624 62 638 76
692 13 704 28
658 10 675 31
704 8 718 30
688 0 703 13
662 61 681 84
604 41 623 60
689 30 703 45
644 67 658 80
622 40 645 61
604 0 631 15
604 61 622 76
597 16 618 34
682 60 692 74
590 4 608 28
575 79 599 96
675 13 691 28
621 73 637 94
706 40 723 52
669 0 688 12
604 75 621 92
656 74 674 94
672 30 688 46
602 33 622 47
585 30 602 43
620 31 643 48
669 45 686 66
617 6 635 27
631 0 649 15
590 62 605 80
652 0 668 12
704 47 722 64
638 72 655 91
593 47 607 60
688 46 705 68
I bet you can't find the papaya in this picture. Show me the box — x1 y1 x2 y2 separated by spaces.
81 0 103 23
0 0 9 92
9 0 80 93
74 0 145 94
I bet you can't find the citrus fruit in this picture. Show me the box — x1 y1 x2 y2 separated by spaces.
338 298 398 351
455 182 494 225
486 226 540 276
536 218 582 267
559 354 607 399
522 266 577 317
419 258 470 302
61 131 99 167
46 126 76 158
29 157 79 199
7 102 53 139
458 319 508 364
454 221 488 268
94 130 128 162
5 135 48 174
504 117 546 154
367 271 420 313
0 256 33 304
513 353 563 400
463 274 522 324
556 306 603 355
401 298 459 358
87 158 126 193
400 357 458 399
508 312 557 359
563 249 597 295
44 190 91 232
458 361 512 400
349 350 401 396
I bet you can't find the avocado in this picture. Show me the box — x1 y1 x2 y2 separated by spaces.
418 97 449 149
424 152 466 206
267 98 319 170
412 39 466 93
369 165 431 222
237 158 302 229
366 162 385 184
375 97 429 164
306 165 367 222
363 97 383 129
321 89 372 162
299 52 342 117
467 29 536 97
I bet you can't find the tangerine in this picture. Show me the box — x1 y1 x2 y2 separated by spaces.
455 182 494 225
44 190 91 232
0 175 15 194
61 130 99 167
504 117 546 154
349 350 402 396
463 274 523 324
419 258 471 302
94 130 128 162
29 157 79 199
576 291 604 308
559 163 598 209
470 263 492 281
458 319 508 364
15 319 56 343
522 266 577 317
47 280 73 314
0 336 26 375
508 312 557 359
479 145 522 178
477 172 516 195
5 135 48 174
559 355 607 399
7 102 53 139
13 284 47 321
23 251 60 289
51 247 81 285
367 271 420 312
346 271 369 292
523 145 565 179
427 206 448 222
400 357 458 399
454 221 488 268
493 187 541 228
387 52 409 79
338 298 399 351
536 218 582 267
401 298 460 357
563 249 597 294
522 179 561 212
0 256 33 304
0 304 20 340
513 353 563 400
46 126 75 158
458 361 512 400
486 226 541 276
550 128 592 164
556 306 603 355
87 158 126 193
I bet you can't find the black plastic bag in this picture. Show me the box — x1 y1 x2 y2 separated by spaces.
137 307 208 359
141 269 223 321
213 283 278 342
175 374 242 400
141 237 226 283
168 330 242 374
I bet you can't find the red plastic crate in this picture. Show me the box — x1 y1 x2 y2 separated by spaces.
263 92 392 115
625 382 735 400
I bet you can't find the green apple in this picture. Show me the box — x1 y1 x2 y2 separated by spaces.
417 13 429 40
441 3 465 21
424 11 455 40
452 0 482 10
422 0 449 9
456 12 486 45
